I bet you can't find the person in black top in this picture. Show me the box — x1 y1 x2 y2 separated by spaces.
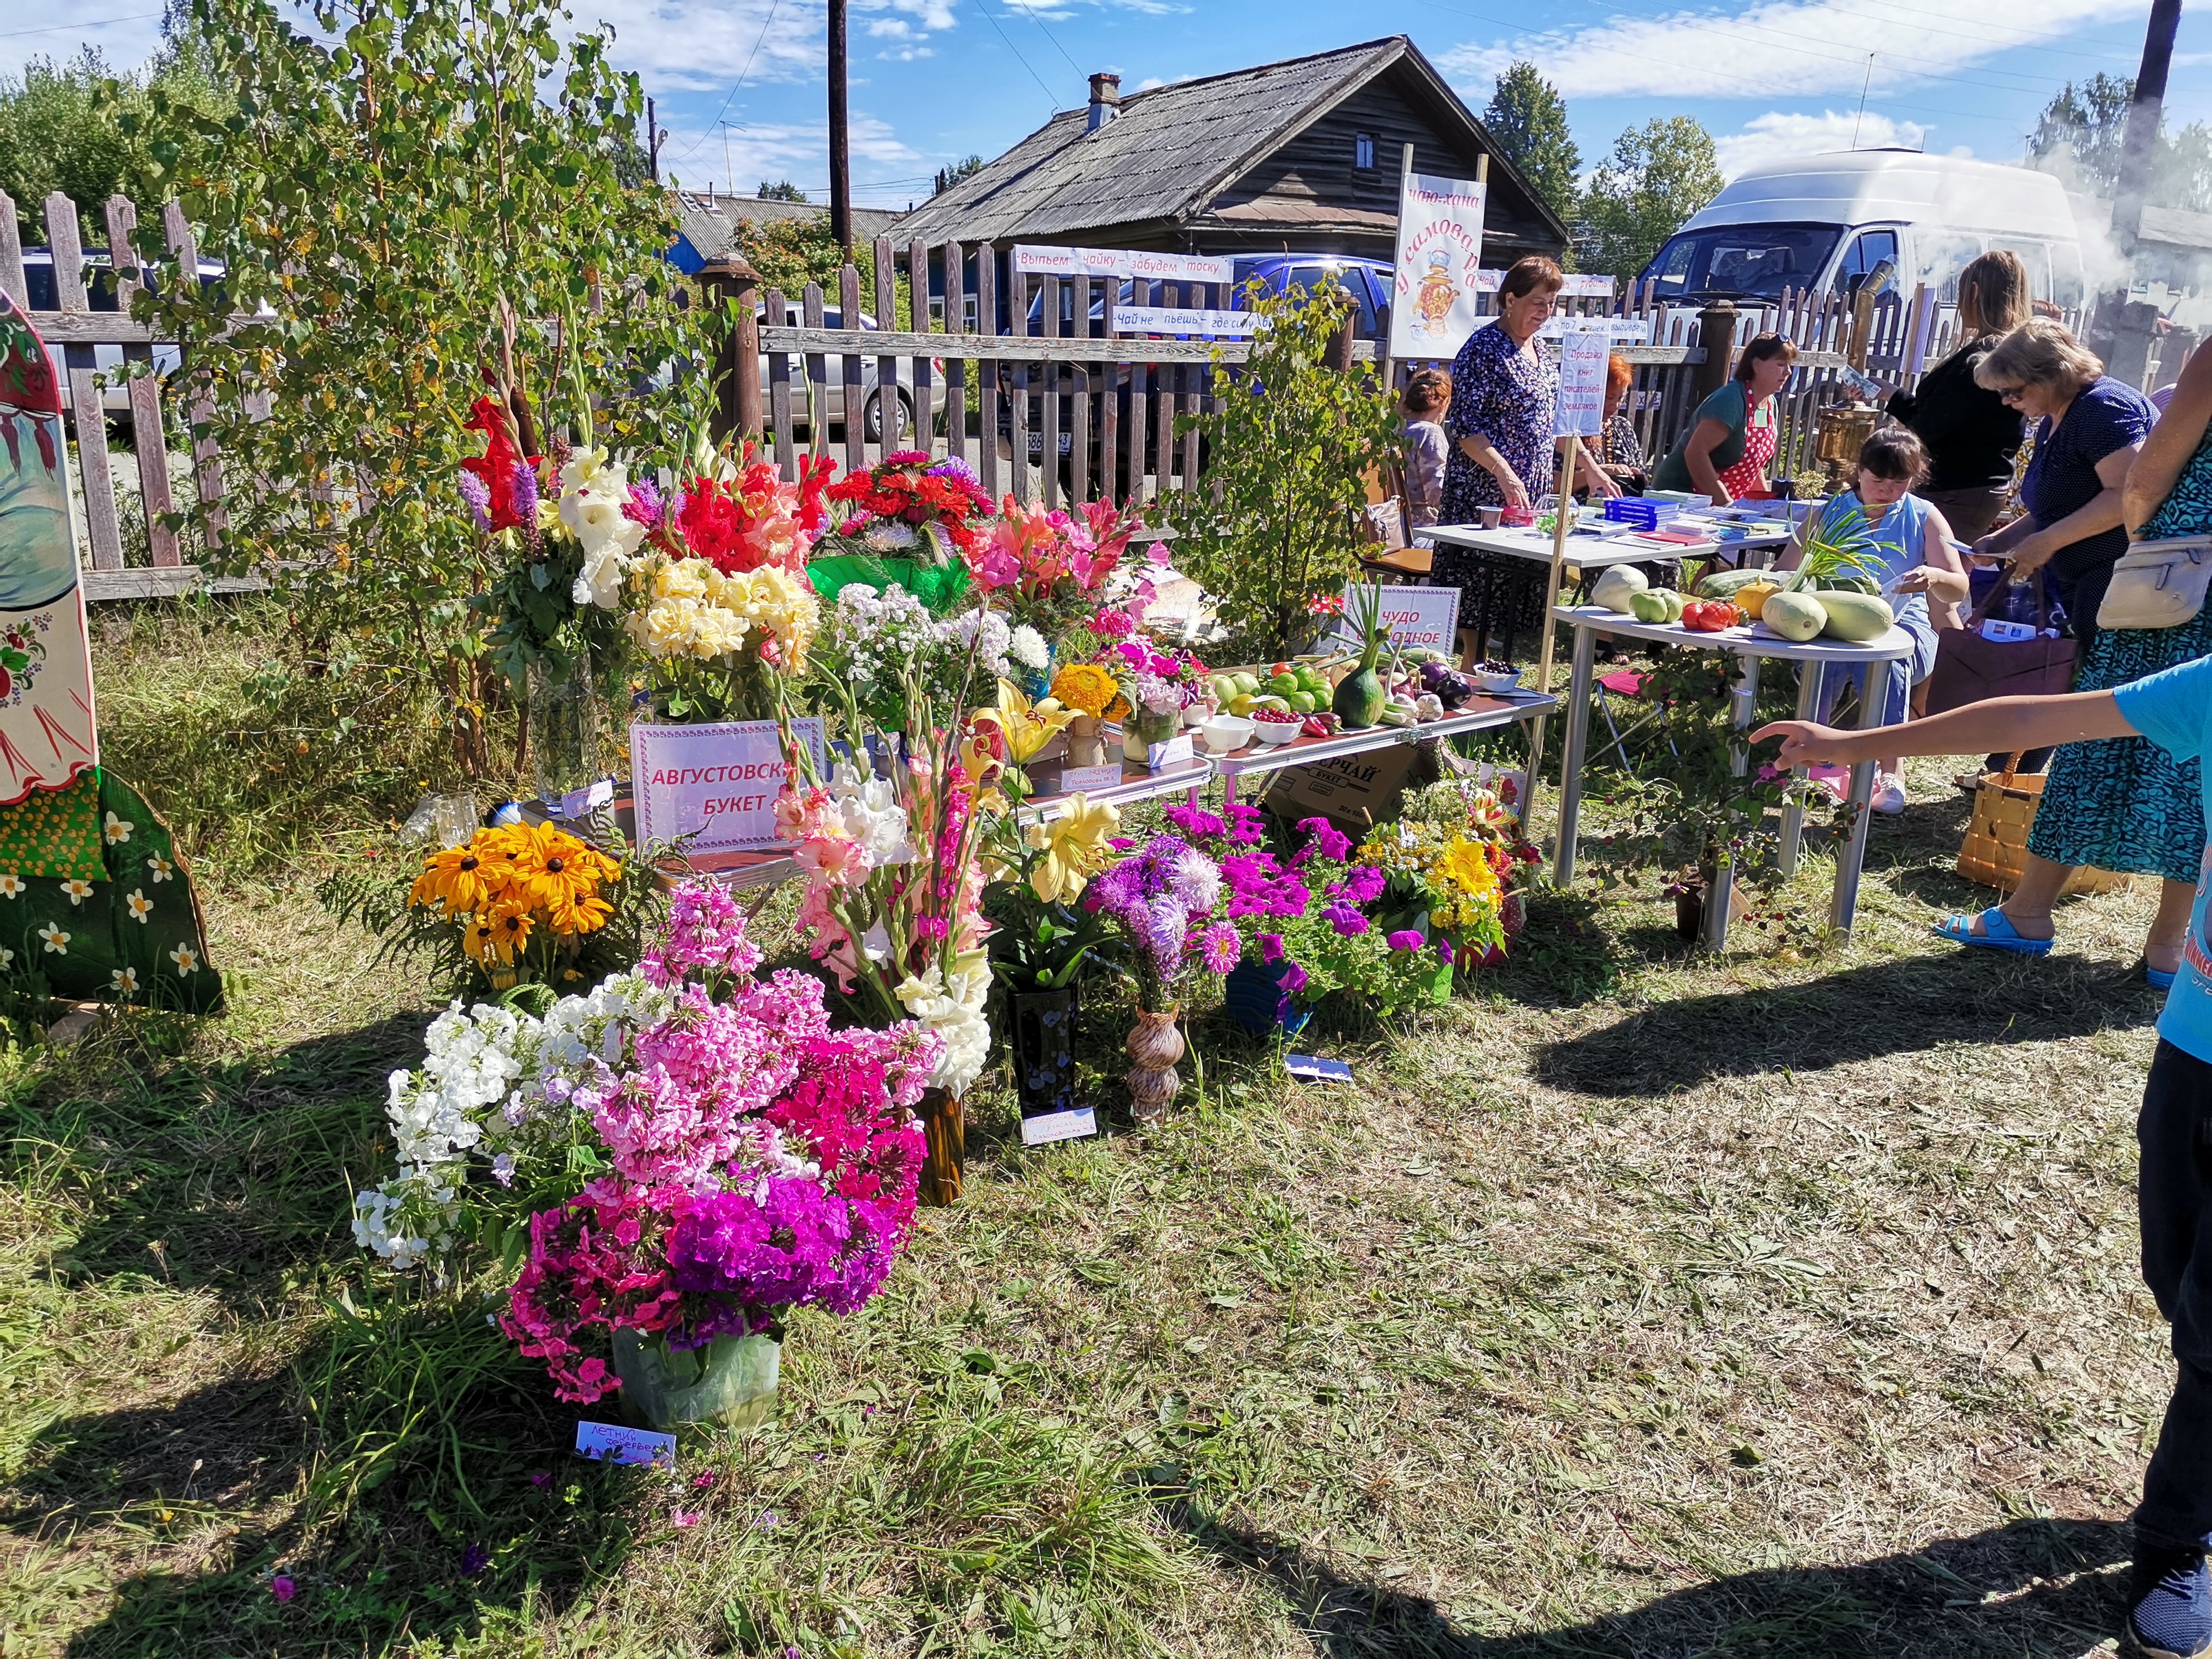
1885 249 2034 541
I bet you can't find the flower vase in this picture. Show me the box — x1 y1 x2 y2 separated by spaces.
1018 643 1056 701
611 1327 781 1434
1221 960 1312 1039
1123 723 1149 763
1010 987 1080 1118
1066 714 1107 770
919 1087 964 1206
1125 1005 1185 1125
528 650 601 808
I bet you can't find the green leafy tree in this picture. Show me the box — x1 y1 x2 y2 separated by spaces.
756 178 806 201
1580 116 1724 283
731 211 877 305
1169 279 1402 661
130 0 712 775
932 154 985 195
1481 62 1580 227
2029 74 2212 213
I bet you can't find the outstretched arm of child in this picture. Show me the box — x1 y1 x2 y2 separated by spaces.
1754 690 2135 769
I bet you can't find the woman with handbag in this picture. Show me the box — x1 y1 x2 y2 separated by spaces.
1933 335 2201 984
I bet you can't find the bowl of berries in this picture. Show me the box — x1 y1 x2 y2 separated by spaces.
1250 706 1304 747
1475 660 1522 696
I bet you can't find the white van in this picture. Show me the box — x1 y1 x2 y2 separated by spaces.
1637 150 2087 311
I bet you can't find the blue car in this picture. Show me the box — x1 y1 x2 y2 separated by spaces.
1229 255 1394 339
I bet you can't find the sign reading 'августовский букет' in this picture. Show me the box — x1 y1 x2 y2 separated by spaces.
629 718 827 854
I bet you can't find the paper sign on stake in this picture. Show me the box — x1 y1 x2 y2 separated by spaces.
1330 582 1460 653
576 1421 676 1467
1390 173 1486 361
630 718 827 855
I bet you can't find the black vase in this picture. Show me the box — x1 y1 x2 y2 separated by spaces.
1009 988 1080 1118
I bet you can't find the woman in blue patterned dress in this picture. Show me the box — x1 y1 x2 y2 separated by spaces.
1438 257 1617 521
1937 337 2212 985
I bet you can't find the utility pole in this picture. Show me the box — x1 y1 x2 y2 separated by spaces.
828 0 852 253
2095 0 2181 387
647 96 660 186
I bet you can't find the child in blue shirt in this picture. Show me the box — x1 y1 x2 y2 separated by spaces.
1758 653 2212 1659
1775 426 1969 814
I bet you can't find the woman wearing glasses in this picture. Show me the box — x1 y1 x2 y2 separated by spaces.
1934 320 2176 973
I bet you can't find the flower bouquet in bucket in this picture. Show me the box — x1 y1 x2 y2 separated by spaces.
351 881 936 1431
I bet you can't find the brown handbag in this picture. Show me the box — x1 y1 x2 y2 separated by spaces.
1921 568 2078 717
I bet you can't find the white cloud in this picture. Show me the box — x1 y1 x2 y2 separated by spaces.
1712 109 1932 178
1438 0 2143 101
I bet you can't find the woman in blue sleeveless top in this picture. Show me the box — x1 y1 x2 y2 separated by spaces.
1776 426 1969 813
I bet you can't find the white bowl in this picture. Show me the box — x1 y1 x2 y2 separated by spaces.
1478 669 1521 695
1250 718 1302 747
1199 715 1254 755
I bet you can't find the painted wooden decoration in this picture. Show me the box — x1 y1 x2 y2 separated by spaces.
0 291 218 1011
0 290 98 796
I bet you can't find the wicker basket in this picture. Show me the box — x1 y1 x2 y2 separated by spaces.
1958 763 2132 896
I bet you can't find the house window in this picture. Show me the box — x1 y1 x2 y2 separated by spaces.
1354 133 1375 171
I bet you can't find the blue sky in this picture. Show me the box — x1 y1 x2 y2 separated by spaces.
9 0 2211 210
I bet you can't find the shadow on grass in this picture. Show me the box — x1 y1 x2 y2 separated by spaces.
1179 1510 2126 1657
10 1009 424 1312
1532 953 2158 1097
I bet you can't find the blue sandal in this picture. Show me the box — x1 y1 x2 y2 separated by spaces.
1932 907 2054 956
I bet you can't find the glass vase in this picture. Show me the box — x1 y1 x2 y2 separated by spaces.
528 651 601 808
611 1327 781 1433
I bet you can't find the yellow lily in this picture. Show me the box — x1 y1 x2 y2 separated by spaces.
971 678 1075 766
1025 793 1121 904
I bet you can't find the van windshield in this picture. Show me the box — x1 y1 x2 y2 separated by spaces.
1640 225 1843 301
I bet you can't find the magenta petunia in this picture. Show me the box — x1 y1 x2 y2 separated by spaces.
1386 929 1424 951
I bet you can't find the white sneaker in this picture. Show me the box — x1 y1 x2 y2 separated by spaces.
1870 773 1906 815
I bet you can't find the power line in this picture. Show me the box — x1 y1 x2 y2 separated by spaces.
0 12 159 38
1007 0 1086 80
968 0 1061 116
671 0 782 163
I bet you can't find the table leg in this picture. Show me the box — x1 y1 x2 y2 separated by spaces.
1701 653 1760 951
1550 623 1598 886
1776 659 1822 878
1828 656 1892 938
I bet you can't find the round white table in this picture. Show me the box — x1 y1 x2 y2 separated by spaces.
1549 603 1919 947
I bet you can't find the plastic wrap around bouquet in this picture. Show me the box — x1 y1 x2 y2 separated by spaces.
351 882 940 1432
808 452 989 617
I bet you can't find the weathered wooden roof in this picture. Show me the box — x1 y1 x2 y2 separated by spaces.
900 36 1568 251
669 192 907 274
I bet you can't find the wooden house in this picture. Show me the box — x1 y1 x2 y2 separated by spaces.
899 36 1569 266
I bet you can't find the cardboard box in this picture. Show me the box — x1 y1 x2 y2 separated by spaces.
1260 738 1444 837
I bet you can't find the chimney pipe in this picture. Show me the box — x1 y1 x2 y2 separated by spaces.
1087 72 1121 133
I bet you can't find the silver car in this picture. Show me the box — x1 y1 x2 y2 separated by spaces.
759 301 943 444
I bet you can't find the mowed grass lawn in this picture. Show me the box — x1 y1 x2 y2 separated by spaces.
0 603 2181 1657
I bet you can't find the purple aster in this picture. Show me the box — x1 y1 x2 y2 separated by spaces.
1386 929 1424 952
1322 901 1368 937
1258 933 1286 964
927 456 981 488
456 468 492 531
1196 921 1241 975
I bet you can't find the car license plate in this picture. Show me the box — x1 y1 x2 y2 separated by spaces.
1026 434 1074 456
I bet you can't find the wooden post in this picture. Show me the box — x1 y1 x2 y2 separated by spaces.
1848 285 1877 374
1521 434 1581 831
827 0 852 254
1693 300 1737 405
697 255 762 446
